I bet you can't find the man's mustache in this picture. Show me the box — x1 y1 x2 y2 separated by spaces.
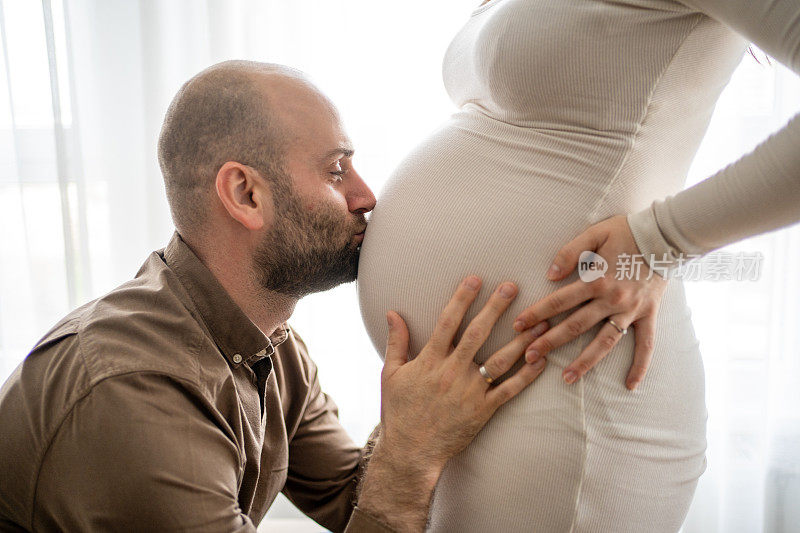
353 215 368 234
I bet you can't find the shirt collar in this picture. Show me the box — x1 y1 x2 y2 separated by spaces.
161 231 289 366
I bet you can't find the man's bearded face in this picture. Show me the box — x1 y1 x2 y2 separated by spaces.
253 171 366 298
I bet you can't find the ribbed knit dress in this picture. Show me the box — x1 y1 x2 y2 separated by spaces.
357 0 800 530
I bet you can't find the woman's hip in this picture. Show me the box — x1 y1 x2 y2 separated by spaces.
425 324 707 532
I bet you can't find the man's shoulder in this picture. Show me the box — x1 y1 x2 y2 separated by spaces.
0 253 212 528
32 252 208 386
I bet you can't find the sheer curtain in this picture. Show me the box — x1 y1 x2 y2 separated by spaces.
682 58 800 533
0 1 797 531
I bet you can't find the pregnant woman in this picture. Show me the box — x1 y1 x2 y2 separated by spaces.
358 0 800 531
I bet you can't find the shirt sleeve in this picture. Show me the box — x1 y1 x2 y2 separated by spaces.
627 0 800 273
344 507 398 533
34 373 257 532
280 332 387 532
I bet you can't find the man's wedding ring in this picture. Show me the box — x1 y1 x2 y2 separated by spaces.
607 318 628 335
479 365 495 384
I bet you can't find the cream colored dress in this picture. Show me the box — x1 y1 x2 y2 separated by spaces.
357 0 800 530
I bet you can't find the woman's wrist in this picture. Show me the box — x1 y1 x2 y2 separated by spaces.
627 207 682 276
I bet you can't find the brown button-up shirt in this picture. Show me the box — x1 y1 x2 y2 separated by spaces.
0 232 391 532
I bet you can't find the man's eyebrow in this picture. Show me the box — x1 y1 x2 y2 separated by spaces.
322 147 355 161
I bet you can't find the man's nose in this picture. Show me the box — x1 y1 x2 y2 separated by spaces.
347 170 377 214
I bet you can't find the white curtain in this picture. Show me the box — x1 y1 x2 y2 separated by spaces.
0 1 797 531
682 57 800 533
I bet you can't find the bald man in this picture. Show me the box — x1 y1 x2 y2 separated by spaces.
0 61 548 532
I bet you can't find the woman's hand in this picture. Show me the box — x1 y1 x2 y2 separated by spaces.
512 215 668 390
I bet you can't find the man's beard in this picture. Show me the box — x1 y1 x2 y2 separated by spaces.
253 174 366 298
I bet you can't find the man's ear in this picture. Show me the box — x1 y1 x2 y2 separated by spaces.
215 161 271 231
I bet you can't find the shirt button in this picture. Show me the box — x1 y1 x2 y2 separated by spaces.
233 353 243 364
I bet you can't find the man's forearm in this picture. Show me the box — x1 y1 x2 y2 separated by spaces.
355 437 442 532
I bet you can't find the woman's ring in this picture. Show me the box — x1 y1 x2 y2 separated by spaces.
607 318 628 335
478 365 495 384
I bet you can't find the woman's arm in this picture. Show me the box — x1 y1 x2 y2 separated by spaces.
514 0 800 389
629 0 800 270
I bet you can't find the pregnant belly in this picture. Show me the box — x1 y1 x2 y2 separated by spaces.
357 113 708 531
358 111 615 363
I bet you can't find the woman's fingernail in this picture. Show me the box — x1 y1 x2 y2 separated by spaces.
525 348 540 363
514 320 525 331
627 380 639 391
532 357 546 370
547 264 561 278
564 370 578 384
499 283 516 298
465 276 480 290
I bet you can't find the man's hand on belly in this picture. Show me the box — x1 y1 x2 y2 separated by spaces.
356 276 549 532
